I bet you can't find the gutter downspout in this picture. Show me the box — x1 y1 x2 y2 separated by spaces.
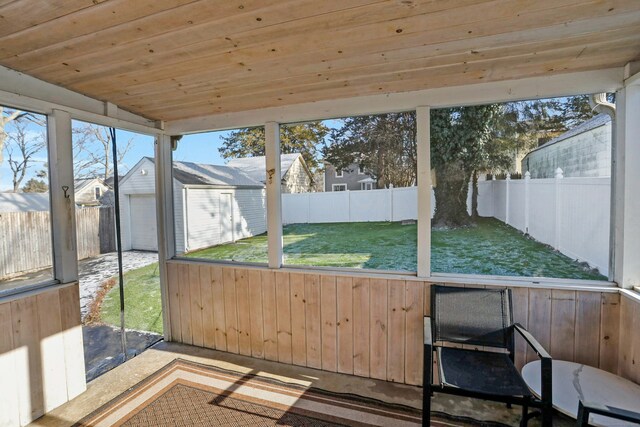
589 93 616 282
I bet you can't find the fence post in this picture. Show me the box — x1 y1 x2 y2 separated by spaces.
505 173 511 225
347 190 351 222
388 184 394 221
554 168 564 250
524 171 531 234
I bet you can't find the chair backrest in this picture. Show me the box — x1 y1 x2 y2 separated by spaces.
431 285 513 349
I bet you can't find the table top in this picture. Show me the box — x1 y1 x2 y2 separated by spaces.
522 360 640 427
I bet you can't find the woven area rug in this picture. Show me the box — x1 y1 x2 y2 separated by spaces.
75 359 497 427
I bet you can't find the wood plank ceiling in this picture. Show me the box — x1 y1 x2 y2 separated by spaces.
0 0 639 122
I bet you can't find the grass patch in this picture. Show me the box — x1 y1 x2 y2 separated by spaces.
100 262 163 334
102 219 604 332
188 218 605 280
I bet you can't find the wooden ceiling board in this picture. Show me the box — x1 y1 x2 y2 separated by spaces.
0 0 638 122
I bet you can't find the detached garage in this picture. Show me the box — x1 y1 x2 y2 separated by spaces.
119 157 267 253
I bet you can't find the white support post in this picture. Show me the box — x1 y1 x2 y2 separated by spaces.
155 133 175 340
416 106 431 278
47 109 78 283
614 76 640 289
554 168 564 250
524 171 531 234
265 122 283 268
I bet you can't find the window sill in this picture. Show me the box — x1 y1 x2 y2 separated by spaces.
0 279 69 303
168 257 617 292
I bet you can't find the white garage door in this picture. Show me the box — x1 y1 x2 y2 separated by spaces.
129 195 158 251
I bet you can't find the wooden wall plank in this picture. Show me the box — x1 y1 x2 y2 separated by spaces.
0 302 20 427
58 284 85 400
188 264 204 347
248 270 264 359
321 275 338 372
223 267 239 353
305 274 322 369
167 263 181 342
423 282 431 316
574 291 601 367
550 290 576 361
511 287 529 371
36 289 68 412
262 270 278 361
290 272 307 367
629 297 640 384
405 281 424 386
11 295 44 423
353 277 370 377
599 292 620 374
199 265 215 349
178 264 192 345
235 269 252 356
387 280 405 383
210 266 227 351
369 278 388 381
527 288 551 363
618 295 637 381
276 272 292 364
336 276 353 375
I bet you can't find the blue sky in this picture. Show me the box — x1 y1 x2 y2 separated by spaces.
0 119 340 191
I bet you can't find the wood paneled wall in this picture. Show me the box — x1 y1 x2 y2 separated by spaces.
0 284 86 427
166 261 628 386
619 293 640 384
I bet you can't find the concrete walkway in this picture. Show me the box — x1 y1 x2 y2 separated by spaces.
79 251 158 319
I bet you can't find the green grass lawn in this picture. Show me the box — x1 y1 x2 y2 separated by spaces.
100 218 605 332
100 262 163 334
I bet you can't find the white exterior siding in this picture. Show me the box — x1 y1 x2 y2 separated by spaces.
233 189 267 240
183 188 266 252
523 122 611 178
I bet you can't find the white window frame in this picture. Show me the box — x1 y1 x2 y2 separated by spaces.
335 169 343 177
358 165 365 174
332 183 347 191
360 182 373 190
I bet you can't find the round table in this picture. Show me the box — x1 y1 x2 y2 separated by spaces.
522 360 640 426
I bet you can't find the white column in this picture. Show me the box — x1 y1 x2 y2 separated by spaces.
265 122 283 268
155 133 174 340
47 109 78 283
416 106 431 278
614 77 640 289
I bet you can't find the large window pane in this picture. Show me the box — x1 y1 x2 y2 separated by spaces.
281 114 417 272
173 128 268 264
430 95 610 281
0 107 53 293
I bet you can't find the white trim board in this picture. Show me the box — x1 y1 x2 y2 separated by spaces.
165 68 624 134
0 65 162 135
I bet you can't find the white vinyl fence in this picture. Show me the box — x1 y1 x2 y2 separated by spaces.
282 171 610 276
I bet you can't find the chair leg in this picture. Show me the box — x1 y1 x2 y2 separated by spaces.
422 388 431 427
519 404 529 427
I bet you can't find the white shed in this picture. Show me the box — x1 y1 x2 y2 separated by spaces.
118 157 266 253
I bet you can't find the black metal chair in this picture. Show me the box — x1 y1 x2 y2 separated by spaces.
577 401 640 426
423 285 553 427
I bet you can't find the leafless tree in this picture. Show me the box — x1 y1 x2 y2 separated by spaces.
73 123 133 180
4 119 46 192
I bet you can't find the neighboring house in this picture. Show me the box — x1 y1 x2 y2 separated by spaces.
324 162 377 191
118 157 266 253
74 177 110 207
226 153 313 193
522 114 611 178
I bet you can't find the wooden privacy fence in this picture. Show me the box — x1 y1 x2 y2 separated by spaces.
0 206 115 279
